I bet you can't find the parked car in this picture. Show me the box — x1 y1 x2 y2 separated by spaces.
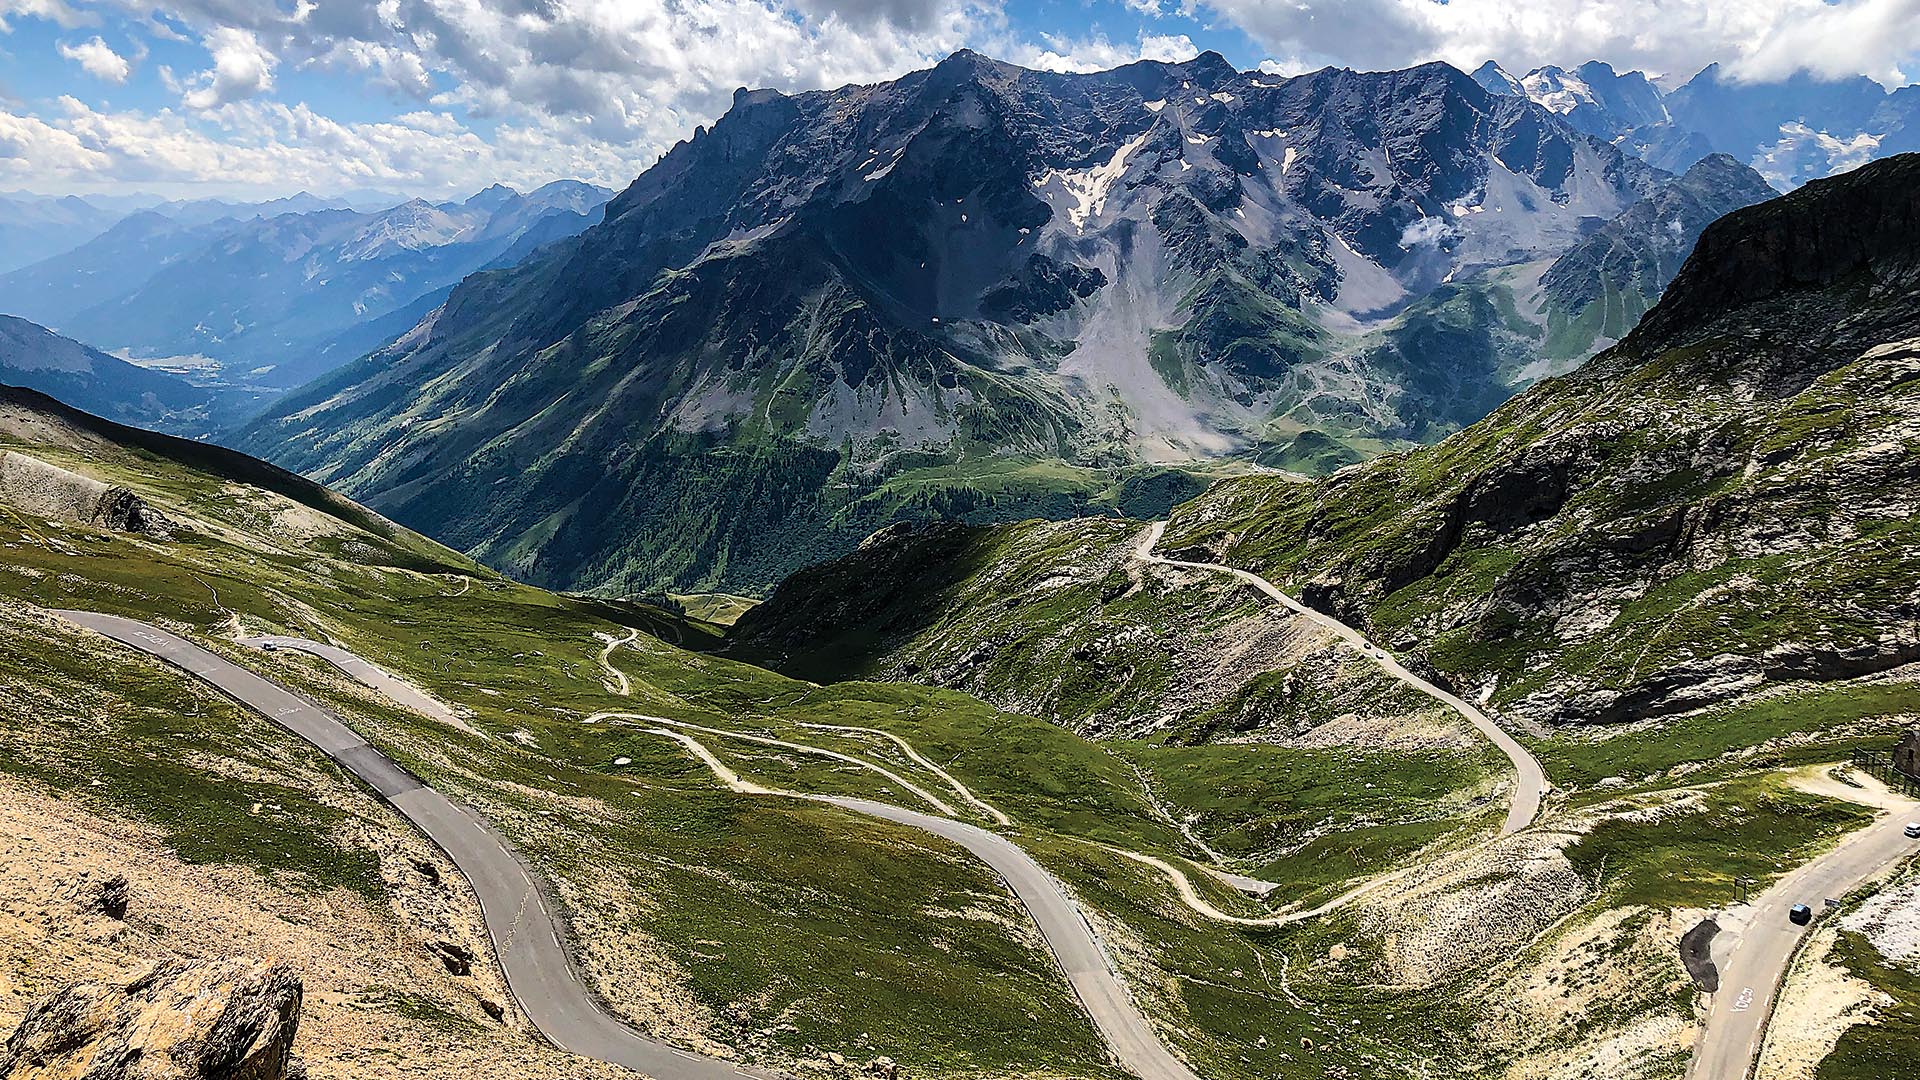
1904 822 1920 839
1789 903 1813 926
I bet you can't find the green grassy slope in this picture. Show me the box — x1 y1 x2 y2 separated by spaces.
729 515 1463 746
0 388 1527 1079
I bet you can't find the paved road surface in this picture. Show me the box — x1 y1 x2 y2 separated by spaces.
243 634 481 736
57 611 780 1080
1688 806 1920 1080
60 611 1205 1080
1138 522 1548 835
639 725 1201 1080
815 798 1203 1080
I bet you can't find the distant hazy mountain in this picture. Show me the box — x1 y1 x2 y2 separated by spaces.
136 190 361 227
0 181 612 390
240 50 1705 594
1478 59 1920 184
0 315 238 436
0 190 409 276
0 212 229 329
0 194 126 274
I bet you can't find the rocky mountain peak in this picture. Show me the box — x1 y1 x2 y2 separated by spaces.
238 49 1697 593
928 47 1020 88
1471 60 1525 96
1174 49 1240 86
1629 151 1920 357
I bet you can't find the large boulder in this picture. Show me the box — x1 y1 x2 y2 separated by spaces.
0 956 302 1079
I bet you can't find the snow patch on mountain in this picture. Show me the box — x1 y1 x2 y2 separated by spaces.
1751 123 1883 188
1035 130 1154 232
1520 67 1597 116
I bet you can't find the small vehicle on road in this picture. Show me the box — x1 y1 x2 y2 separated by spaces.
1905 822 1920 839
261 642 278 652
1789 903 1813 926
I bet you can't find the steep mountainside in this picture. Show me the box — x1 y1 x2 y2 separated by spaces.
0 316 242 436
738 154 1920 738
729 515 1456 744
0 182 610 392
1160 153 1920 726
1539 154 1776 358
239 51 1682 594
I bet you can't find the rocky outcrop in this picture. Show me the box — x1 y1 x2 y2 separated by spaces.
70 873 131 921
0 957 303 1080
0 451 173 538
1628 152 1920 361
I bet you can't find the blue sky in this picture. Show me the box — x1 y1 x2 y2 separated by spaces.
2 0 1915 200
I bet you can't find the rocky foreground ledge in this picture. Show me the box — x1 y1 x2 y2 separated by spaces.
1 956 304 1080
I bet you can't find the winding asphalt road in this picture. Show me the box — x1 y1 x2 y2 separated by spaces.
57 610 1204 1080
56 610 781 1080
818 797 1202 1080
1137 522 1548 835
1689 802 1920 1080
242 634 481 737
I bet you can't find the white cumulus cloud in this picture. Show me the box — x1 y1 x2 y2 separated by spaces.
1199 0 1918 87
0 0 92 32
1015 30 1198 73
181 27 277 109
0 106 110 178
56 36 130 82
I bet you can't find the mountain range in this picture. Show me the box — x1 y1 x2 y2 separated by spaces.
10 50 1916 598
0 181 612 394
234 51 1790 595
736 150 1920 741
1473 59 1920 186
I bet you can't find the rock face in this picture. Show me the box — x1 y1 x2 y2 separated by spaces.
1158 154 1920 726
0 451 174 538
238 50 1687 595
0 957 303 1080
77 874 131 921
